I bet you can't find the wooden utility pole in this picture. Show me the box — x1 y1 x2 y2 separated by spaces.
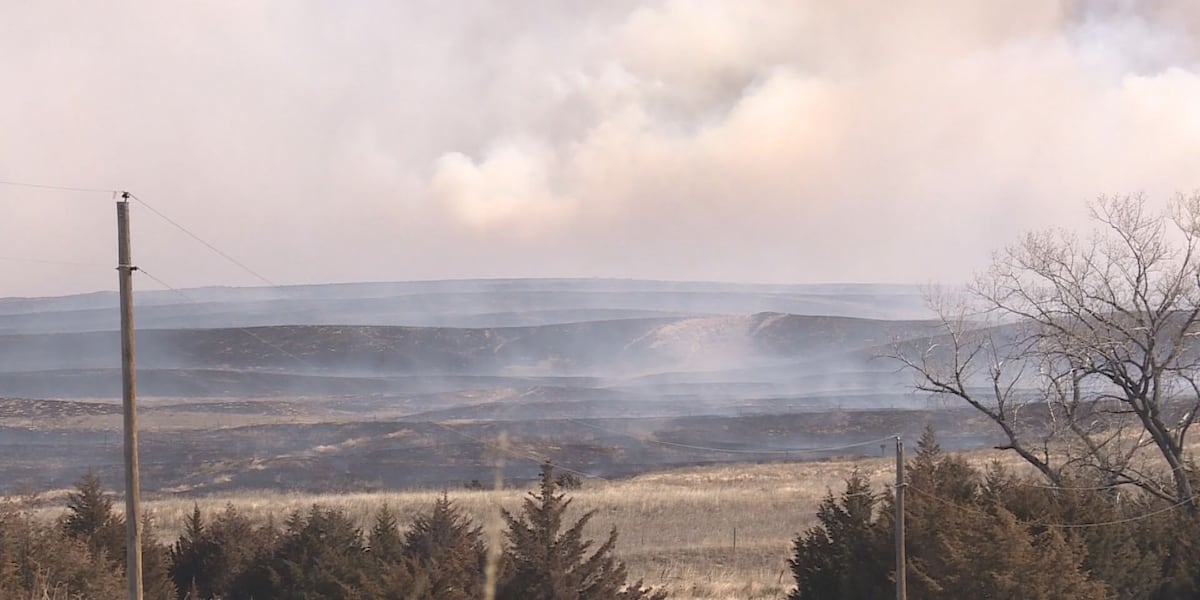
117 195 144 600
894 436 907 600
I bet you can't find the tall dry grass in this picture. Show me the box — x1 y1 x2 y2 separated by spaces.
133 457 901 600
5 448 1035 600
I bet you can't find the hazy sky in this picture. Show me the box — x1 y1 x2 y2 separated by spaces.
2 1 1199 297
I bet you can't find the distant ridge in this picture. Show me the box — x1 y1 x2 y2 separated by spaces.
0 278 932 334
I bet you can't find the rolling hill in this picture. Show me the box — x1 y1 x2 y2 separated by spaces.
0 279 990 494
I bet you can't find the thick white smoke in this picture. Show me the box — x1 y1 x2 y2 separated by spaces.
1 1 1198 295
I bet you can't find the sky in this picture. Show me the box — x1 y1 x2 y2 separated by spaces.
2 0 1199 297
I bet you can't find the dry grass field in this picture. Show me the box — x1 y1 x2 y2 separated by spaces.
122 453 1003 600
5 446 1048 599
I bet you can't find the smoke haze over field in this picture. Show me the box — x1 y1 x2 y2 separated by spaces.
3 1 1200 296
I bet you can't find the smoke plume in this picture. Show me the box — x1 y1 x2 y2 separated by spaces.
1 1 1198 295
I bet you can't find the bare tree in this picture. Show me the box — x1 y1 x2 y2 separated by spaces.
895 194 1200 511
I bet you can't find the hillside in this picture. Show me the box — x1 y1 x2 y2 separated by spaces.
0 279 979 494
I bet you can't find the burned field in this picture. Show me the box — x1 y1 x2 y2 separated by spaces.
0 280 997 495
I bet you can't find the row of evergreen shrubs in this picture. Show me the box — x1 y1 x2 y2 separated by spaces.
788 429 1200 599
3 430 1199 599
0 462 664 599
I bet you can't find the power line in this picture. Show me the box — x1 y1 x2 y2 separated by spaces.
0 183 277 289
904 485 1197 529
136 267 323 373
1010 480 1150 492
567 418 897 456
137 266 429 391
0 255 108 268
430 421 611 483
821 488 883 500
125 196 380 385
0 182 277 289
124 193 280 288
1046 496 1197 529
0 179 116 194
138 266 480 409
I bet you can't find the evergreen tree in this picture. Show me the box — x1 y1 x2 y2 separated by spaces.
179 503 279 599
62 469 124 563
789 428 1119 600
787 469 889 599
932 502 1107 600
398 494 485 600
361 502 428 600
55 472 174 598
1143 505 1200 600
498 462 666 600
233 505 368 600
169 504 207 598
983 463 1161 599
1 499 125 598
367 503 404 564
899 431 979 597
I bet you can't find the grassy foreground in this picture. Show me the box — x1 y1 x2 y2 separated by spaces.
13 449 1027 599
134 457 907 600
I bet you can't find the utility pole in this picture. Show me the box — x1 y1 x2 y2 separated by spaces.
894 436 907 600
117 195 143 600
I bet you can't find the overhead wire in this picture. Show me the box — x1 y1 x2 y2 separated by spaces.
903 485 1197 529
135 267 322 374
0 255 108 268
1044 496 1198 529
24 420 600 485
123 194 386 382
429 421 611 483
567 418 897 456
1008 480 1151 492
0 179 116 194
0 179 114 272
124 192 280 288
0 182 274 289
136 266 424 392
